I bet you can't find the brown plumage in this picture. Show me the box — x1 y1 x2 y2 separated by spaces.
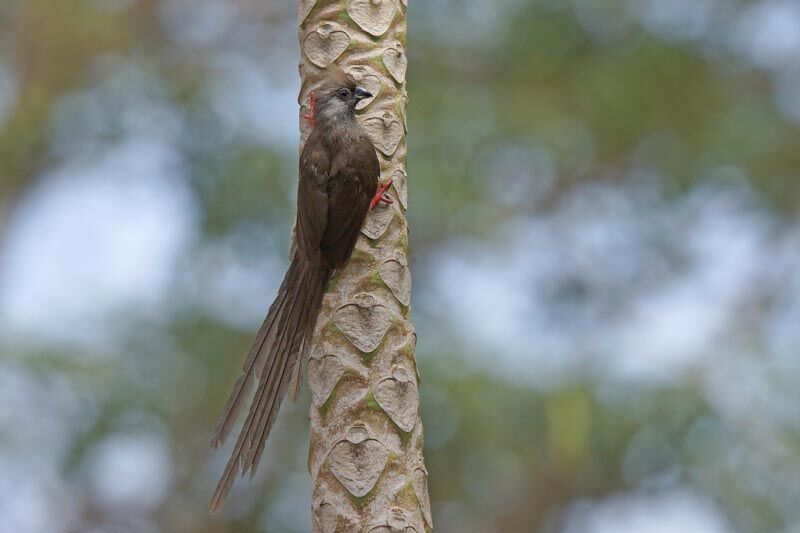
209 67 381 512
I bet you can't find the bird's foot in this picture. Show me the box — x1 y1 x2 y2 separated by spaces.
304 92 315 129
370 179 394 210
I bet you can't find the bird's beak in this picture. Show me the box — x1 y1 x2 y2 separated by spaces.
354 87 373 101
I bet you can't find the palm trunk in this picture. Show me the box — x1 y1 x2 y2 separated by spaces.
298 1 431 531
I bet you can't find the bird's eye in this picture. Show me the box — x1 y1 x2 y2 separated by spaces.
338 89 350 99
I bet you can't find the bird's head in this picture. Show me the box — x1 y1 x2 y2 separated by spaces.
313 66 373 126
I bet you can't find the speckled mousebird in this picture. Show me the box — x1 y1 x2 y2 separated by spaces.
209 66 393 512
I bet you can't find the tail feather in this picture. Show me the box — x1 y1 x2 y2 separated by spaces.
290 267 329 400
240 274 309 475
210 264 297 449
288 337 308 401
246 264 328 476
209 257 328 513
245 266 322 475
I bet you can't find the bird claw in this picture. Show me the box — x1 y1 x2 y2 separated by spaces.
304 92 315 129
370 179 394 210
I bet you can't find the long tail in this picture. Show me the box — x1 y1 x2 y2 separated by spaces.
209 256 328 513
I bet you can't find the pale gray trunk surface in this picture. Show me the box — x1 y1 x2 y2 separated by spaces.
298 1 431 531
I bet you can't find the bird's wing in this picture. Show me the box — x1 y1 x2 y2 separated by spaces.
296 139 331 262
320 137 380 267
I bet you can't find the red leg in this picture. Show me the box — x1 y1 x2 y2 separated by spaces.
304 92 315 129
370 179 394 210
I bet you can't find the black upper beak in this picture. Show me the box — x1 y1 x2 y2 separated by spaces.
354 87 373 101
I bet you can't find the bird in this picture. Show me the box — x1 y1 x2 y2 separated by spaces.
208 66 393 513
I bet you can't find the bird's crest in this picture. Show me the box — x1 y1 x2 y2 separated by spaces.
318 64 356 92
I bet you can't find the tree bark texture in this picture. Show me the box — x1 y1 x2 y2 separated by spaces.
298 1 431 531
